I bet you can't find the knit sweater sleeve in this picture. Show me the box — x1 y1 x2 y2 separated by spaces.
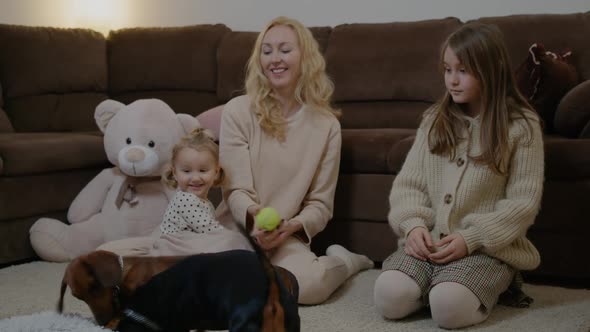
388 122 436 238
219 98 258 226
457 119 544 254
290 119 341 242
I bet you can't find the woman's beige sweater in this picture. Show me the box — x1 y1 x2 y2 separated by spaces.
216 95 341 244
388 112 544 270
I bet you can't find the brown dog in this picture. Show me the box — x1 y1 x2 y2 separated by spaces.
112 222 300 331
58 250 184 327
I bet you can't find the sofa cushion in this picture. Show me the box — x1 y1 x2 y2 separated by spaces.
0 132 108 176
5 93 107 132
325 18 461 103
0 109 13 133
0 25 107 99
214 31 257 103
216 27 332 103
111 91 218 117
473 13 590 81
515 43 579 133
341 128 415 174
553 80 590 138
0 81 12 133
0 25 108 132
544 135 590 180
196 104 224 141
108 24 230 94
337 101 430 130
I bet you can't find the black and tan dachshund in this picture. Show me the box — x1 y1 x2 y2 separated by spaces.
111 224 300 332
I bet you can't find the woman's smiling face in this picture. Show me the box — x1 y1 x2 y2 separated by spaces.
260 24 302 96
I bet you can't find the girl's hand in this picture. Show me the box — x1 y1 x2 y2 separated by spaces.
405 227 434 261
428 233 468 264
252 220 303 251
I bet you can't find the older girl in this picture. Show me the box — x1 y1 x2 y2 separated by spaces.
374 23 543 329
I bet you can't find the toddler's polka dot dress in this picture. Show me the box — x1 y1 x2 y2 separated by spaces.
160 191 223 235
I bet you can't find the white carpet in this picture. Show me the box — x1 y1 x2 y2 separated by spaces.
0 261 589 332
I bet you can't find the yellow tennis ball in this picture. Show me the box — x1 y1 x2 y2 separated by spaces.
255 207 281 231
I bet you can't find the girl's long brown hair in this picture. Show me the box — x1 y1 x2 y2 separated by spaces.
428 23 538 175
245 16 340 141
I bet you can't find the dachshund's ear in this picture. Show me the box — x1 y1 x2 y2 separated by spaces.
275 266 299 300
83 250 123 288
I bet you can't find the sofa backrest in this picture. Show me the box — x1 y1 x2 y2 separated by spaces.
473 12 590 81
108 24 230 117
0 12 588 134
325 18 462 129
0 80 13 133
216 31 258 103
0 24 108 132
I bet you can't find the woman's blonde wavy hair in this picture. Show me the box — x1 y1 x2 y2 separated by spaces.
245 16 340 141
428 23 538 175
162 127 225 189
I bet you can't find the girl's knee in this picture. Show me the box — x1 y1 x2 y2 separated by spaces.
373 270 422 319
429 282 487 329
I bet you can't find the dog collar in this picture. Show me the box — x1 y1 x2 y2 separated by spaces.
111 255 124 315
118 255 124 274
123 308 162 331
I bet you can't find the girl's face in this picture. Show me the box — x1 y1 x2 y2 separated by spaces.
443 47 482 117
173 147 219 200
260 24 302 97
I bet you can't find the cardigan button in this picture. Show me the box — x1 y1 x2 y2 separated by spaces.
457 158 465 167
444 194 453 204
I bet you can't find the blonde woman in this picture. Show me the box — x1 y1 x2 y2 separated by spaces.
216 16 373 304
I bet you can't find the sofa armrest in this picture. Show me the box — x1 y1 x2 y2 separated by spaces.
579 121 590 139
553 80 590 138
0 108 14 133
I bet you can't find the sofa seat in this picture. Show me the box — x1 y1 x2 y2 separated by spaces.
543 136 590 180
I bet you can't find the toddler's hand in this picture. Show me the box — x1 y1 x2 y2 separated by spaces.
405 227 434 261
428 233 467 264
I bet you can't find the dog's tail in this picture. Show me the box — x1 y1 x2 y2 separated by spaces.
57 279 67 313
235 222 286 332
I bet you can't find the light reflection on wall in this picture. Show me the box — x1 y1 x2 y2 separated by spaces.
64 0 129 35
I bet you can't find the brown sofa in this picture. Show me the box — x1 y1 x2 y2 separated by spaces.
1 12 589 286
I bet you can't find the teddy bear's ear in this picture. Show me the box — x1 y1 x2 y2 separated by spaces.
95 99 125 133
177 113 201 135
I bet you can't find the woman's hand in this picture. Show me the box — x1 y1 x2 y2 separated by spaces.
405 227 434 261
428 233 468 264
252 219 303 251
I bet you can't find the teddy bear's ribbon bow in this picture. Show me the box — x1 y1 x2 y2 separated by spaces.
115 176 161 209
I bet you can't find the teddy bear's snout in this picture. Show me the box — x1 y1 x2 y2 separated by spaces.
126 148 146 162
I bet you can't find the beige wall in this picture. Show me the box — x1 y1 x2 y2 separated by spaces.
0 0 588 34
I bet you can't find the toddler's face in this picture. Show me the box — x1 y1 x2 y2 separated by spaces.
173 147 219 200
